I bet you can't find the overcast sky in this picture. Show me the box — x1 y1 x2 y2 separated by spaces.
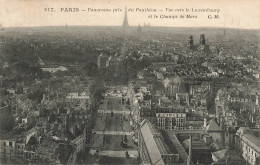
0 0 259 29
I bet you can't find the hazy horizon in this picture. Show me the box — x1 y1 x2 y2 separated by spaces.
2 25 259 31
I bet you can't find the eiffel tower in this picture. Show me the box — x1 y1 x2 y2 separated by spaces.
122 6 129 29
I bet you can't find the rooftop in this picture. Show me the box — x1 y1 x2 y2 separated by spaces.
236 127 260 152
182 139 209 150
36 138 59 154
211 149 228 160
211 150 246 165
0 133 20 141
206 119 222 132
140 119 172 165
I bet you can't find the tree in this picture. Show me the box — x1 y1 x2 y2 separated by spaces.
124 135 128 143
82 62 98 77
57 144 73 165
27 136 38 146
0 106 15 133
153 81 164 93
95 149 99 156
28 88 44 103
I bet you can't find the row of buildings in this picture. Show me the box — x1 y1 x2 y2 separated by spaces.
126 57 260 164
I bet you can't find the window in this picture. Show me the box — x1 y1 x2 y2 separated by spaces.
9 142 13 147
3 142 6 146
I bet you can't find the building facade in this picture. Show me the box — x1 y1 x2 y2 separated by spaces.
0 138 17 161
156 107 186 130
235 127 260 165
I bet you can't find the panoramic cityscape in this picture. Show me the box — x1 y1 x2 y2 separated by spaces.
0 5 260 165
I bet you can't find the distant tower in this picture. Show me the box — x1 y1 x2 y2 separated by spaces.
188 35 194 48
200 34 206 45
123 6 129 28
137 24 142 33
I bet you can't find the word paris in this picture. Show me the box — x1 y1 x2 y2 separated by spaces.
44 8 122 12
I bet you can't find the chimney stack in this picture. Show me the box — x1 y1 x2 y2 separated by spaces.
189 136 192 164
204 118 207 128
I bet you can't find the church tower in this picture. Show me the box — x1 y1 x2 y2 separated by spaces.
122 6 129 29
200 34 206 45
188 35 194 49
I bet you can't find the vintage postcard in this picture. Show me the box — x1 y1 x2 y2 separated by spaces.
0 0 259 164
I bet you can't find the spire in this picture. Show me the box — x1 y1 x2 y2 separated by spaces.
123 6 129 28
137 23 142 33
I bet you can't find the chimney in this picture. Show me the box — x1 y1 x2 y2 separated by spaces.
220 117 224 130
189 86 193 95
189 136 192 164
204 118 207 128
186 95 189 106
65 115 69 131
38 136 42 144
176 93 179 101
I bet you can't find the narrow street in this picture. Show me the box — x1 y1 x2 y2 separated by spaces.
88 86 139 164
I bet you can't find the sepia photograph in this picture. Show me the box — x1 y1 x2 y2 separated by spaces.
0 0 259 164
